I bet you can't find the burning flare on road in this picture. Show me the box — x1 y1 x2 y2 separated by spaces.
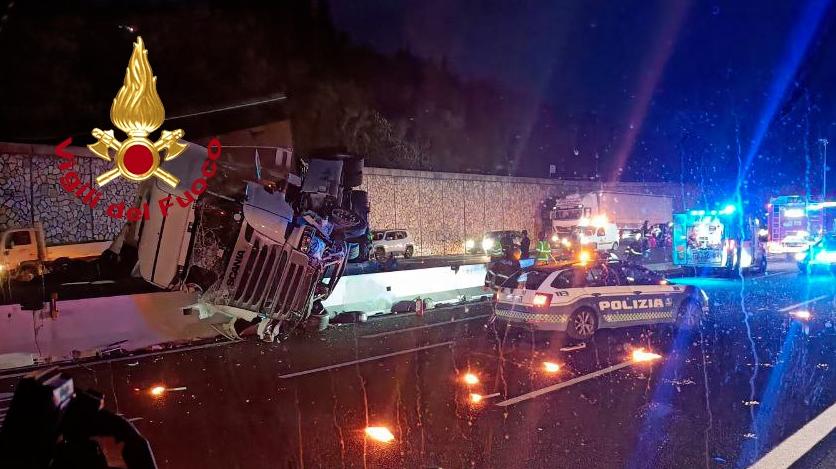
365 426 395 443
462 372 480 385
631 348 662 363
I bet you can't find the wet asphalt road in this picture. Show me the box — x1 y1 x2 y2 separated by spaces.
1 260 834 469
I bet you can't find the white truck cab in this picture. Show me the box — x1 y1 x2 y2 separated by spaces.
0 224 110 280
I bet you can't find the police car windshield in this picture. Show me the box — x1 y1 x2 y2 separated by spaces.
504 268 551 289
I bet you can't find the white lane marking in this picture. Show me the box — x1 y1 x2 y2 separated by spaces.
278 341 455 379
755 271 793 280
495 360 634 407
560 343 587 352
778 295 831 312
749 402 836 469
361 315 490 339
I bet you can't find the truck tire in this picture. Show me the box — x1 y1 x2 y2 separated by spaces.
330 207 367 240
403 245 414 259
349 190 369 220
342 157 364 188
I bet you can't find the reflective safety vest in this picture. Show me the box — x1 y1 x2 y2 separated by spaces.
536 240 550 263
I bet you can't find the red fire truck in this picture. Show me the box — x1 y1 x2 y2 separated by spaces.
766 195 836 258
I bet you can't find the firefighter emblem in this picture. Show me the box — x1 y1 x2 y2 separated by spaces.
88 36 186 188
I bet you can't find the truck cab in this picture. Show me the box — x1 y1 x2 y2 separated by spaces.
0 224 109 281
125 142 366 342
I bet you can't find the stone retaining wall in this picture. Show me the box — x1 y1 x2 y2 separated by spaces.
360 167 700 256
0 143 135 244
1 142 699 253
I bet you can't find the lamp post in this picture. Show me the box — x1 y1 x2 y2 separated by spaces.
820 138 829 198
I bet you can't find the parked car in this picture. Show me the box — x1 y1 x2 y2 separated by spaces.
370 229 415 260
466 230 522 255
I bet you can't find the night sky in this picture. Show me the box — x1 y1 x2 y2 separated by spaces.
331 0 836 200
0 0 834 202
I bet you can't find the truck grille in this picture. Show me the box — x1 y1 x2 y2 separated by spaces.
223 227 318 320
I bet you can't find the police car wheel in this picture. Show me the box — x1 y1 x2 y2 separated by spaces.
678 301 702 328
567 308 598 340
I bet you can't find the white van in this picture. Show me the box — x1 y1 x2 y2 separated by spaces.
577 223 620 251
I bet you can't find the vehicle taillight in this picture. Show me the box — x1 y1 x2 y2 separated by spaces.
532 293 552 308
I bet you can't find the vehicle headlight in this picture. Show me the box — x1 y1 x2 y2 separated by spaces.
551 234 559 242
482 238 494 251
815 250 836 262
465 239 475 250
561 239 571 248
795 251 807 261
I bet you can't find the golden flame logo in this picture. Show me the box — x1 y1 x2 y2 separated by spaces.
88 37 187 187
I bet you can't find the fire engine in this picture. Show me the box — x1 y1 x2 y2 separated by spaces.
766 196 836 258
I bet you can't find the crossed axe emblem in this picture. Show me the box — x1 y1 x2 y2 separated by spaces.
88 128 187 188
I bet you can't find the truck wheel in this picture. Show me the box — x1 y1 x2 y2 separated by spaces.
373 246 386 263
349 190 369 220
330 207 367 240
567 308 597 340
342 157 364 188
15 265 39 283
404 245 414 259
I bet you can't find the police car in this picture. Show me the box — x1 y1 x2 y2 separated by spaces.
490 259 709 339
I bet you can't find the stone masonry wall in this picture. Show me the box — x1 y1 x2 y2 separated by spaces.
0 143 135 244
1 142 700 252
361 168 701 256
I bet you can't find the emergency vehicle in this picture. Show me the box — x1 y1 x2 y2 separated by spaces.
796 233 836 273
672 205 768 276
490 258 708 340
766 196 836 258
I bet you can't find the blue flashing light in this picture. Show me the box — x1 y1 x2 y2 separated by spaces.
689 210 705 216
719 204 736 215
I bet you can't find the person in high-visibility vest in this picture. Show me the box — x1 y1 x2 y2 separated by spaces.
535 231 551 265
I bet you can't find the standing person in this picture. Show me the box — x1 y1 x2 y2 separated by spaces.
520 230 531 259
536 231 551 265
640 220 650 251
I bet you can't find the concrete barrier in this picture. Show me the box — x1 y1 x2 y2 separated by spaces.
0 265 490 369
0 291 224 369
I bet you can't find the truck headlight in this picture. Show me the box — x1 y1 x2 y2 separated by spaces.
482 238 494 251
551 234 559 242
465 239 475 250
794 251 807 261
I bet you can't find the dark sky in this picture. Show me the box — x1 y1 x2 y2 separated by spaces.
331 0 836 199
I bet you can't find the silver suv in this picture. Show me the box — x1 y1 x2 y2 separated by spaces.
370 229 415 260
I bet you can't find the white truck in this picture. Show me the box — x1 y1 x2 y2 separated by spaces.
0 224 110 281
548 191 673 229
544 191 673 252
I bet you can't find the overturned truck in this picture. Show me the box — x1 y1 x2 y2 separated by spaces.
108 141 369 342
